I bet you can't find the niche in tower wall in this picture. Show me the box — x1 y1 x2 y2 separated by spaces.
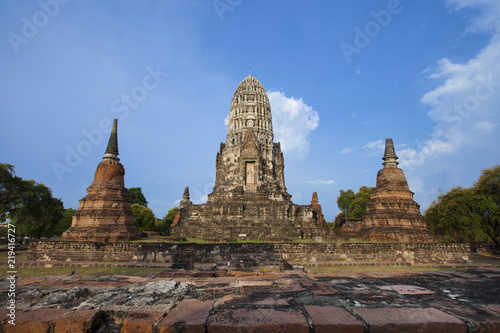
245 161 256 186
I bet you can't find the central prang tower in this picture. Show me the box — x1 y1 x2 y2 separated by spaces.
170 75 329 241
212 75 288 200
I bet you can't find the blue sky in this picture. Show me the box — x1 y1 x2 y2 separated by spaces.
1 0 499 221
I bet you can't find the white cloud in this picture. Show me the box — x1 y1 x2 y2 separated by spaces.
268 91 320 158
474 120 498 134
398 139 456 171
405 0 500 170
340 147 354 154
307 179 336 185
447 0 500 34
362 140 385 156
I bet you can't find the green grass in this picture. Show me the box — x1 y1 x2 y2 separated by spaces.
306 265 460 274
290 239 316 243
231 239 264 243
0 249 28 262
335 239 389 244
0 265 166 278
0 248 165 278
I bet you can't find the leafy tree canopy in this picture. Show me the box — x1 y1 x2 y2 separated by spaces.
163 207 179 223
425 165 500 247
351 186 376 218
335 186 375 228
131 203 156 231
337 189 355 220
52 208 75 236
1 163 64 238
127 187 148 206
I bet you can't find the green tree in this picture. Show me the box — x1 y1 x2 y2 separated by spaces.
351 186 375 218
150 207 179 234
161 207 179 234
425 165 500 246
0 163 24 221
131 203 156 231
473 165 500 247
337 189 355 224
1 163 64 238
11 180 64 238
425 187 489 243
127 187 148 206
52 208 75 236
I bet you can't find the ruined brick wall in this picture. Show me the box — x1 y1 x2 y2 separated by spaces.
30 241 471 265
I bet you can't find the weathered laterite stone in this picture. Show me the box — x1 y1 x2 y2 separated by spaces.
62 119 142 242
170 75 330 241
345 138 439 243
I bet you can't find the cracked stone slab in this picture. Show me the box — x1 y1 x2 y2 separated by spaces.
53 309 103 333
157 299 214 333
127 280 177 295
353 307 466 333
378 285 435 295
218 294 291 307
208 308 309 333
305 305 363 333
121 311 165 333
234 280 273 287
4 309 72 333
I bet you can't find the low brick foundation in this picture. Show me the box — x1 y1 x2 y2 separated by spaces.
29 241 471 266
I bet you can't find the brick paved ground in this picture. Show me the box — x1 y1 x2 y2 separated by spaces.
1 266 500 332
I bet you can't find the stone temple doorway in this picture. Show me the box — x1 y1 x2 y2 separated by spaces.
245 161 256 189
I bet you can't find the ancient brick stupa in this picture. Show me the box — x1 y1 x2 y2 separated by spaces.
357 138 438 242
170 75 329 241
62 119 143 242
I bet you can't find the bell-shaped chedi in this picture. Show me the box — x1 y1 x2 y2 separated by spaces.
62 119 143 242
170 75 329 241
358 138 439 243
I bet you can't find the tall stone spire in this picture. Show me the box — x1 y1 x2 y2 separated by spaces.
382 138 398 168
212 74 287 197
226 75 274 148
62 118 142 242
104 119 119 161
170 74 329 241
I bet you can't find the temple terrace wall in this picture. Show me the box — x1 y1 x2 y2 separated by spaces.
29 241 471 266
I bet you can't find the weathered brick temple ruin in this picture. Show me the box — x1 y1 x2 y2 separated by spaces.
30 75 470 266
62 119 143 242
340 138 439 243
170 75 329 241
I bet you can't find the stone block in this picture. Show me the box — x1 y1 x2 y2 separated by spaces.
4 309 71 333
54 310 103 333
208 308 309 333
485 305 500 315
121 312 164 333
378 285 435 295
304 305 363 333
157 299 214 333
353 307 466 333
